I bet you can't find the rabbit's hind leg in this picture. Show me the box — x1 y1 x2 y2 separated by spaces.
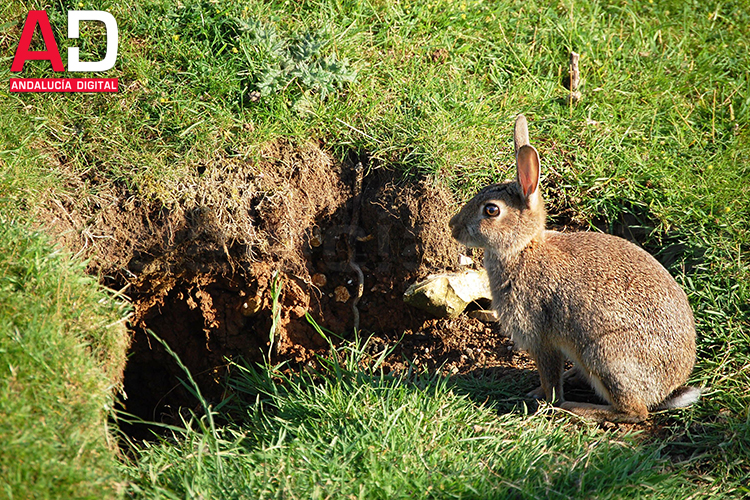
559 379 649 423
562 365 590 388
559 400 649 423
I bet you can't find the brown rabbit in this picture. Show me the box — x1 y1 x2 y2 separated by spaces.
449 115 700 423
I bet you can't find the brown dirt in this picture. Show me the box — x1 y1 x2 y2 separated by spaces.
35 138 655 436
38 139 517 428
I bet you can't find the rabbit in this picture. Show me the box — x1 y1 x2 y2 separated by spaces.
448 114 700 423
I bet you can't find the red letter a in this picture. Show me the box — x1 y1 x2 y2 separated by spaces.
11 11 64 72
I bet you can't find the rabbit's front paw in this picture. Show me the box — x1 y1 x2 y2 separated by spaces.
527 385 545 399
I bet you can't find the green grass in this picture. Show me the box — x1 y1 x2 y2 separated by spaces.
121 339 700 499
1 0 749 497
0 219 129 499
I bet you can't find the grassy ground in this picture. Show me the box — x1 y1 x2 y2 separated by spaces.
122 337 700 499
1 0 749 498
0 220 129 499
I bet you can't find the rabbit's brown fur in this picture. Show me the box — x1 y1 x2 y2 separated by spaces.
449 115 699 423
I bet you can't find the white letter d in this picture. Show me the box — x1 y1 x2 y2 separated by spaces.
68 11 118 72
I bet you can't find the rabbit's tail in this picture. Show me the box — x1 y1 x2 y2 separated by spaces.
655 386 701 411
514 114 530 155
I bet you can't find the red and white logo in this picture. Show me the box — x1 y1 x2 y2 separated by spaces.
9 10 119 93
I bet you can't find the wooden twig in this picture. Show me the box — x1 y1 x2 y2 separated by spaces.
568 51 581 104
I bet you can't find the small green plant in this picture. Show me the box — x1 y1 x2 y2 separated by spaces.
238 18 356 99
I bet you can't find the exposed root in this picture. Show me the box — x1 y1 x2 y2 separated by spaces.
348 161 365 332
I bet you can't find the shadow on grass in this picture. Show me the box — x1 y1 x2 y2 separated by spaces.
446 358 750 492
118 333 750 498
446 364 619 417
218 356 698 498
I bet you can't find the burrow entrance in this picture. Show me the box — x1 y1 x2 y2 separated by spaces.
40 139 534 436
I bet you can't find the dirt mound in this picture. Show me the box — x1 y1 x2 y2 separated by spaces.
39 139 525 431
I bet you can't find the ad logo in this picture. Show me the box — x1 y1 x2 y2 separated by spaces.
9 10 119 93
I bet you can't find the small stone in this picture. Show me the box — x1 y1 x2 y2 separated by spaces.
334 286 350 303
458 254 474 266
403 269 492 318
310 227 323 248
312 273 327 287
468 310 498 323
241 296 262 317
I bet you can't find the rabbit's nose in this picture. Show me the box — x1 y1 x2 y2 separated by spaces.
449 213 458 229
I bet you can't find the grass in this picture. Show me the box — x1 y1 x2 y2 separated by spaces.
0 219 129 499
0 0 749 497
122 337 699 500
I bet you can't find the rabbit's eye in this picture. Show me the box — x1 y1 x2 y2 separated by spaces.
484 204 500 217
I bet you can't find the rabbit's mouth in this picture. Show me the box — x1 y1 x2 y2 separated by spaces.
450 224 461 242
449 212 482 247
448 215 461 239
451 226 481 248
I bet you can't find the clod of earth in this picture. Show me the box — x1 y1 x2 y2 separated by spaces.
403 269 492 318
334 285 351 303
312 273 327 287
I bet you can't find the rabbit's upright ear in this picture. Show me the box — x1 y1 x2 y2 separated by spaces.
516 144 540 198
514 114 530 155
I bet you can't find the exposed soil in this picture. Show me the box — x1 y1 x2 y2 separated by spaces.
39 139 528 432
37 138 677 438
